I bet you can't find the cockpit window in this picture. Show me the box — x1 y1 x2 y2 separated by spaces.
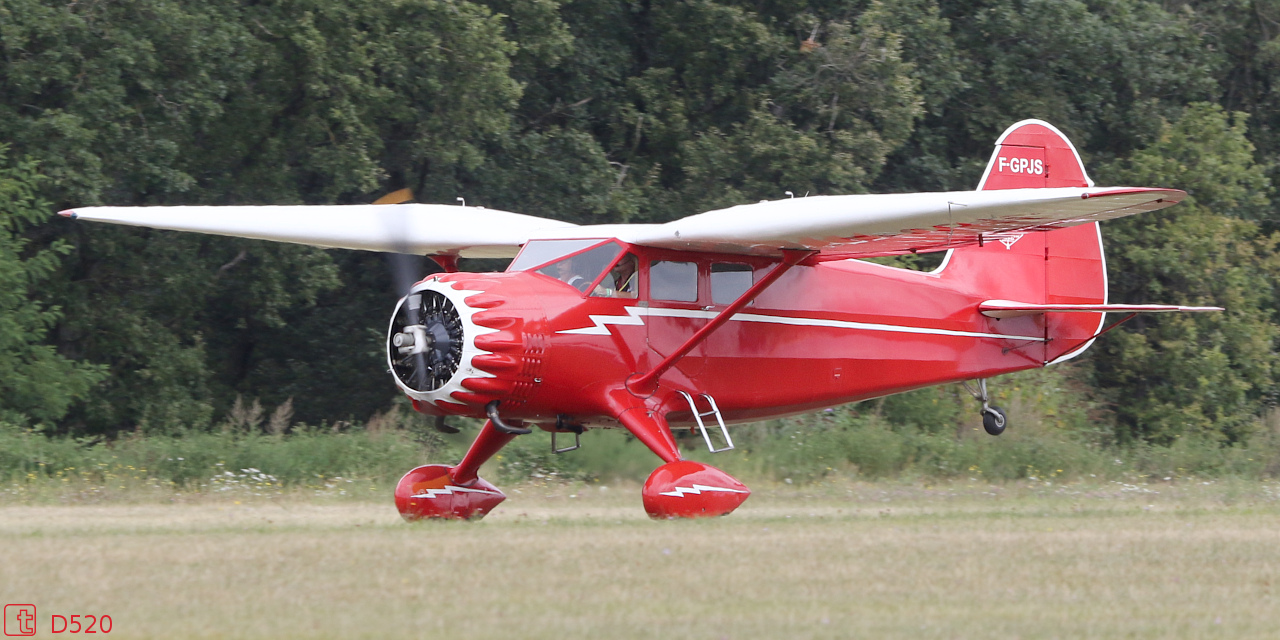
535 242 622 292
711 263 753 304
650 260 698 302
508 239 606 272
591 254 638 298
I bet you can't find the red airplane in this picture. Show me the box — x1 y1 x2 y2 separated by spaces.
62 120 1219 520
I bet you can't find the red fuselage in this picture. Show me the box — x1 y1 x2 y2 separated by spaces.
404 224 1105 431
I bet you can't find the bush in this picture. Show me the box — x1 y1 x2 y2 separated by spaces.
0 419 439 491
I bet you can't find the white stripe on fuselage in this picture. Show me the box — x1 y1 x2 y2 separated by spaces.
557 306 1045 342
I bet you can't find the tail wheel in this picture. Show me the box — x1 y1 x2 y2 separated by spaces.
982 406 1007 436
964 379 1009 436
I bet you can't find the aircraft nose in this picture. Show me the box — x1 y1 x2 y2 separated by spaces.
387 274 548 418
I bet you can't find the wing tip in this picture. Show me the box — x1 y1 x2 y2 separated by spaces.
58 209 77 219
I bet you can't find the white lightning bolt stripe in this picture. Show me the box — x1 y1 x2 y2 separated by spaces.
557 306 1046 342
658 483 749 498
411 485 503 499
556 306 648 335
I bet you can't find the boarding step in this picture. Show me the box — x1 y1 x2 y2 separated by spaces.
551 415 583 454
677 391 734 453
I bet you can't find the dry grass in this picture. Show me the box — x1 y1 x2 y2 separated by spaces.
2 481 1280 639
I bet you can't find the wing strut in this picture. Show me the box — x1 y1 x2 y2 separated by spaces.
626 249 815 396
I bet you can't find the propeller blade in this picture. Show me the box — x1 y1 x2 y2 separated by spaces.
373 188 415 205
388 253 426 297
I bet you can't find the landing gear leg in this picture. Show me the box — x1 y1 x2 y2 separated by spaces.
394 417 522 521
963 379 1007 436
451 418 522 485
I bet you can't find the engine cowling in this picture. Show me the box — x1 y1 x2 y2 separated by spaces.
387 274 546 417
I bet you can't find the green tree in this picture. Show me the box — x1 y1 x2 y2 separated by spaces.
2 0 1272 444
878 0 1220 191
1 0 536 433
1180 0 1280 230
0 148 105 424
1093 104 1279 444
468 0 925 224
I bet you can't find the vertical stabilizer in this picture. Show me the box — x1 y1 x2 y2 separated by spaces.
947 120 1107 364
976 120 1095 190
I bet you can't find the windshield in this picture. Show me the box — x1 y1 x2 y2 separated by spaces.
508 239 606 272
534 242 622 292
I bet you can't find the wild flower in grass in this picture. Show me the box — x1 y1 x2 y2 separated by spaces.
1112 480 1158 495
205 468 283 496
313 476 359 497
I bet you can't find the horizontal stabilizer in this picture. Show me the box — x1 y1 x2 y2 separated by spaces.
979 299 1224 319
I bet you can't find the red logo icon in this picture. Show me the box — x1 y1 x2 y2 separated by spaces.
3 605 36 636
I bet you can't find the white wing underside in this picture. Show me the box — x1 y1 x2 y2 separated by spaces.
62 187 1182 259
59 204 576 259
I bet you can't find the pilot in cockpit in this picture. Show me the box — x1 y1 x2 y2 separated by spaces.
555 257 592 292
595 254 637 298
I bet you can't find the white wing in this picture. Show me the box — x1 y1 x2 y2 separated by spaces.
593 186 1183 258
62 186 1180 259
60 204 578 258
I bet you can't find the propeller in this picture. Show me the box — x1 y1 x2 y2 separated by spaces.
378 189 461 433
375 189 428 297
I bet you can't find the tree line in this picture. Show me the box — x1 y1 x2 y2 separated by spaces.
1 0 1278 446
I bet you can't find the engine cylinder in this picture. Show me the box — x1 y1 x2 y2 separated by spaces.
387 290 464 392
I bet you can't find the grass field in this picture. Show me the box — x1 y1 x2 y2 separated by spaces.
3 480 1280 639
